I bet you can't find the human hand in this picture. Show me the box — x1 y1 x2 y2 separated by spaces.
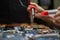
53 7 60 27
27 2 45 14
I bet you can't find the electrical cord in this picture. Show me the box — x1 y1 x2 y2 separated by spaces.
19 0 27 8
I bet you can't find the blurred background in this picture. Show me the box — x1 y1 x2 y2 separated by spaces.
31 0 60 9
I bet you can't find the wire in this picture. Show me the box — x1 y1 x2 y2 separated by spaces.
19 0 27 8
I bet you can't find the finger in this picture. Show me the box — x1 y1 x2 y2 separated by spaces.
57 6 60 10
30 2 37 5
54 11 60 17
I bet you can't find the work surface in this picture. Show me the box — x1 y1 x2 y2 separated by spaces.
0 30 60 40
0 23 60 40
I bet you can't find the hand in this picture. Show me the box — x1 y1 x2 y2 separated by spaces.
27 2 45 13
39 7 60 28
53 7 60 27
39 7 60 29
